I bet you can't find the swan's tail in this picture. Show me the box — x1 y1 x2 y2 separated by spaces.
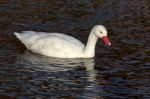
14 32 22 40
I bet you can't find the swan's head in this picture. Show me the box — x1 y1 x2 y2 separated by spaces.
94 25 111 46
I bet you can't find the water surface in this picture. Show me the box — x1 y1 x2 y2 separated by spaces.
0 0 149 99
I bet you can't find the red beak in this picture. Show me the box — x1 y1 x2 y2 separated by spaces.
102 36 111 46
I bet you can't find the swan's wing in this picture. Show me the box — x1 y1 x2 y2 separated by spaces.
30 36 85 58
47 33 84 47
14 31 85 57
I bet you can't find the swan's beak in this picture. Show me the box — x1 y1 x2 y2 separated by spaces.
102 36 111 46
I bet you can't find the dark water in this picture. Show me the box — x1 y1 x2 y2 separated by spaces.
0 0 149 99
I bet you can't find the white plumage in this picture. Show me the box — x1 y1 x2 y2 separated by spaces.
14 25 111 58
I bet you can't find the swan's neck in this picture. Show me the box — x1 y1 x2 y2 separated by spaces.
83 30 98 57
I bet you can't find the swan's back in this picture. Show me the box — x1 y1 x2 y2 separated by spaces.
14 31 85 58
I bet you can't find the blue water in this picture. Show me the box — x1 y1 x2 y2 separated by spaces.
0 0 149 99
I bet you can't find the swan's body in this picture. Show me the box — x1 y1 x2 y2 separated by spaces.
14 25 111 58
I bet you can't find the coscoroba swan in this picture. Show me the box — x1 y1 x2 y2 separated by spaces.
14 25 111 58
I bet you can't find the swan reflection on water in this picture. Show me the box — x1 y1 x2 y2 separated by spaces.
18 51 94 71
15 51 104 98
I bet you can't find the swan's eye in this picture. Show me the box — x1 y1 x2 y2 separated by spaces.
100 31 102 33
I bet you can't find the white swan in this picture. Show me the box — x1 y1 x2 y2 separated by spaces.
14 25 111 58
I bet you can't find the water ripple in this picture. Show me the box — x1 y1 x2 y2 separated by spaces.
0 0 149 98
